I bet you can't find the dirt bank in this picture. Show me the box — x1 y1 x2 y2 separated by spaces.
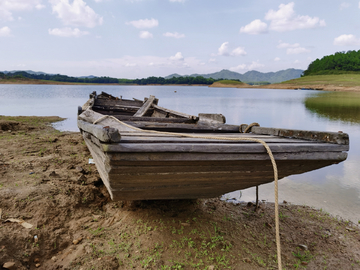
1 116 360 270
209 82 360 92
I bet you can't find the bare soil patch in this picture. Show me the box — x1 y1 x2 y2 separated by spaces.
0 116 360 270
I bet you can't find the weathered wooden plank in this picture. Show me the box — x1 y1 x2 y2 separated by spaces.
110 115 196 124
127 121 240 132
240 125 349 145
152 103 197 120
102 142 349 153
82 135 115 199
134 95 156 117
198 113 226 124
117 136 317 144
110 181 274 200
106 161 330 174
107 151 348 161
78 120 121 143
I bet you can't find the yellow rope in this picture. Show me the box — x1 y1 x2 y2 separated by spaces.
93 115 282 270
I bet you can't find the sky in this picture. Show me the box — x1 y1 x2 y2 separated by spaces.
1 0 360 79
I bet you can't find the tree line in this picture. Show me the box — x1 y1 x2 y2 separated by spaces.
304 50 360 76
0 71 223 85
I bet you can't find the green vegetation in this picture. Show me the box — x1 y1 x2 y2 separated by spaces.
281 74 360 87
304 91 360 123
245 81 271 85
214 79 243 85
0 71 219 85
131 76 218 85
304 50 360 76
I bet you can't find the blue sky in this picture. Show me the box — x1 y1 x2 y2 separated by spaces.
1 0 360 78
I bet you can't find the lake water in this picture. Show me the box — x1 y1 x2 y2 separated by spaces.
1 84 360 223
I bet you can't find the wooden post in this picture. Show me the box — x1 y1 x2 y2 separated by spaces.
255 185 259 211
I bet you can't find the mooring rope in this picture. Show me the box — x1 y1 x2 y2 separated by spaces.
93 115 282 270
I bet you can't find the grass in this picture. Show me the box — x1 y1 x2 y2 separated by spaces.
281 74 360 87
214 80 245 85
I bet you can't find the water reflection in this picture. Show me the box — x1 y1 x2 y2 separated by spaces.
1 85 360 223
304 92 360 124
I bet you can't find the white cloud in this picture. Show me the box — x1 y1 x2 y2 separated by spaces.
277 41 310 54
274 57 280 61
209 58 216 63
218 42 247 56
49 0 103 28
287 47 310 54
334 34 360 46
218 42 230 56
340 2 350 10
35 4 45 9
240 19 268 35
265 2 325 32
169 0 186 2
0 8 13 21
169 52 184 61
126 18 158 29
48 27 89 37
230 61 264 72
231 47 247 56
139 30 153 39
0 0 44 21
163 32 185 38
0 26 11 37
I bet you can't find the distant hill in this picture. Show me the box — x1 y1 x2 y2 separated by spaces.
2 70 52 76
165 68 304 83
1 70 97 79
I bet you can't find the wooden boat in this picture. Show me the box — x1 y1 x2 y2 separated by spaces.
77 91 349 201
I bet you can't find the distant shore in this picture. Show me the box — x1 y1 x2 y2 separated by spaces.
210 81 360 92
2 77 360 92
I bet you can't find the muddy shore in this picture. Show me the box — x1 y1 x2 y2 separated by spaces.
1 116 360 270
209 82 360 92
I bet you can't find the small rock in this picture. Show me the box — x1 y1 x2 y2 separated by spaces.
298 244 308 250
243 258 251 263
77 175 87 183
49 171 59 178
51 256 57 262
346 227 355 232
35 263 41 268
181 223 190 227
3 262 15 269
76 166 85 173
8 130 11 133
73 237 83 245
208 266 215 270
33 258 40 263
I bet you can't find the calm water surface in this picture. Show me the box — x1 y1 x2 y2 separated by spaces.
1 84 360 223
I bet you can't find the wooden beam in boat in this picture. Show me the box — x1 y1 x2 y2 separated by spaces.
107 151 348 161
78 119 121 143
112 115 196 124
102 142 349 153
127 121 240 132
240 125 349 145
152 103 198 120
134 95 156 117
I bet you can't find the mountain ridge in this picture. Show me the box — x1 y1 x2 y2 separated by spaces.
166 68 304 83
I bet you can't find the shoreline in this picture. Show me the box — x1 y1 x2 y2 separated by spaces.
210 82 360 92
2 78 360 92
0 116 360 269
